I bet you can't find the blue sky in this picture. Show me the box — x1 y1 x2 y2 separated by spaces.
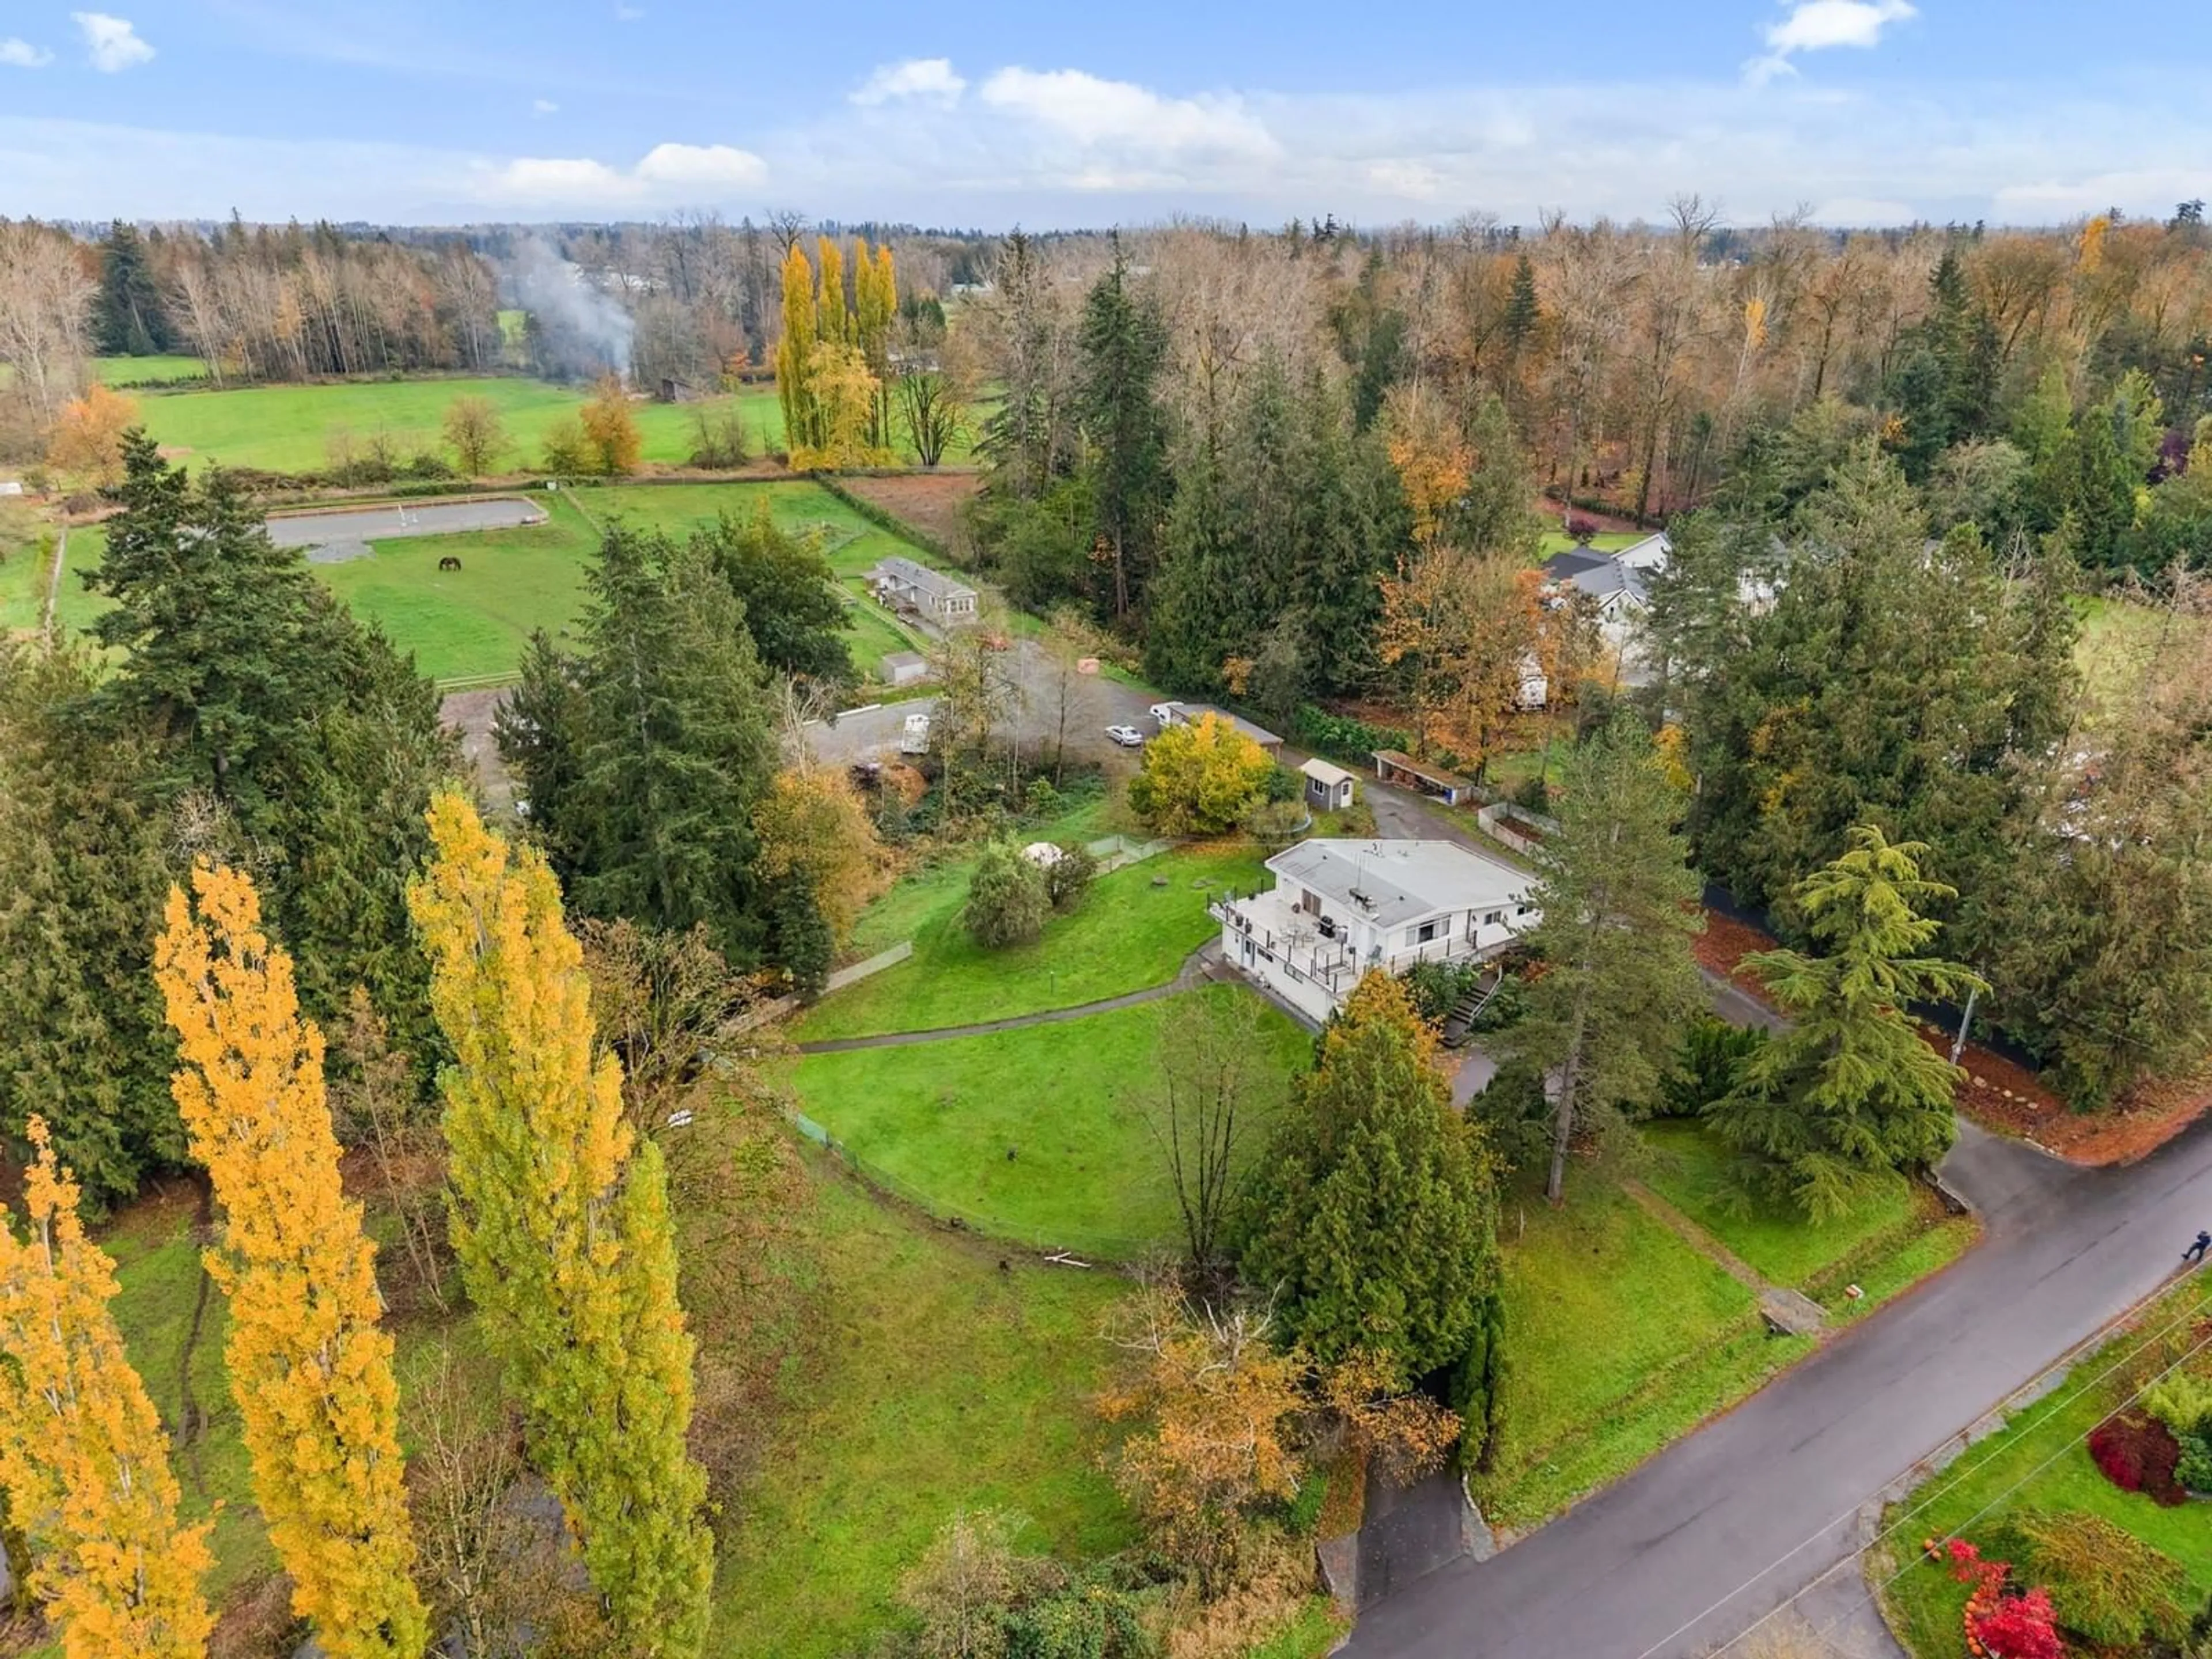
2 1 2207 227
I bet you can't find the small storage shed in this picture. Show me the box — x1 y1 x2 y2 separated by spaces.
1300 757 1355 812
1372 749 1476 807
880 650 929 687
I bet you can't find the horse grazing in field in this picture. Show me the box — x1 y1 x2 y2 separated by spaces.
438 555 463 572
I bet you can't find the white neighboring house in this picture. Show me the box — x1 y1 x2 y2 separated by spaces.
1541 532 1672 686
1211 839 1539 1024
869 556 979 624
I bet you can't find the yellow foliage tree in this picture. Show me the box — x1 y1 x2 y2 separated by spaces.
153 866 429 1659
407 793 713 1659
44 385 139 486
0 1119 214 1659
1380 382 1471 551
1126 713 1277 836
578 374 642 475
775 245 820 455
752 765 889 949
1378 545 1543 770
815 236 850 345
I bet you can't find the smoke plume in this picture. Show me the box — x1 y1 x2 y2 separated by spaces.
503 236 634 382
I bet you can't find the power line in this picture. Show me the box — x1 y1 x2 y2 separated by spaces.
1629 1268 2212 1659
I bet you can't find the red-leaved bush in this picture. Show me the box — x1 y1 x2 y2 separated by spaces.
1970 1587 2063 1659
2089 1415 2188 1506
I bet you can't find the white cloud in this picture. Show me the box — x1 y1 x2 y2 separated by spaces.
1747 1 1915 84
633 142 768 188
0 37 54 67
979 67 1278 162
850 57 965 107
613 3 644 17
73 12 154 71
478 142 767 206
532 98 559 115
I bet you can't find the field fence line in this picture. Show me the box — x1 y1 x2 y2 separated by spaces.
435 670 524 695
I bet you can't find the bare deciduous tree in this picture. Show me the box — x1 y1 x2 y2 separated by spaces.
1142 990 1282 1275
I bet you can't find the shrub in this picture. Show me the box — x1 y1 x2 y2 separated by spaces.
2142 1371 2212 1439
685 406 751 469
1403 959 1486 1024
1291 704 1411 766
1243 798 1308 850
2089 1415 2188 1505
964 839 1051 948
1994 1509 2188 1649
1042 842 1097 913
1566 514 1599 544
1650 1016 1768 1119
1512 771 1551 814
1970 1589 2062 1659
1260 763 1300 804
1128 715 1275 836
541 414 591 474
2177 1430 2212 1494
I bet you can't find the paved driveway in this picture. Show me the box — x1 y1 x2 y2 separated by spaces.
1343 1119 2212 1658
802 641 1161 766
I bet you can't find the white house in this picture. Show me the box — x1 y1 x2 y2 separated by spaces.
869 556 978 624
1210 839 1539 1024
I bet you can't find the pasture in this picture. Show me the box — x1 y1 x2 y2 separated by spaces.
126 375 789 474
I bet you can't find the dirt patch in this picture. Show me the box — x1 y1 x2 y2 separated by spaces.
1686 907 2212 1166
836 472 982 553
441 687 515 815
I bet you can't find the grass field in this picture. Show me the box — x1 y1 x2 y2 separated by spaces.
126 376 788 475
791 983 1309 1252
1639 1122 1976 1313
94 354 211 386
718 1169 1136 1657
1875 1278 2212 1657
1474 1169 1814 1529
1536 531 1649 556
0 522 111 638
793 840 1267 1042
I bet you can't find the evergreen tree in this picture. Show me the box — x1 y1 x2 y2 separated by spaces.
81 435 454 1060
0 1120 215 1659
154 866 428 1659
1685 445 2078 935
1707 827 1984 1217
409 796 714 1659
1233 974 1499 1387
0 644 179 1209
694 504 851 682
1078 238 1172 619
1502 253 1540 356
1507 716 1707 1202
94 222 174 357
503 527 779 964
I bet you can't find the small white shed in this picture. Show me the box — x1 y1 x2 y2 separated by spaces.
1300 757 1355 813
880 650 929 687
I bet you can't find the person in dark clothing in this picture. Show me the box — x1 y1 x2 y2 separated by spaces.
2187 1230 2211 1266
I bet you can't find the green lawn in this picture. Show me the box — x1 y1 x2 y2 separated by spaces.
1473 1171 1812 1529
791 983 1309 1253
585 479 922 577
1536 531 1648 556
95 354 211 386
103 1190 272 1603
718 1169 1135 1657
314 492 602 683
1876 1279 2212 1657
1 522 112 638
126 376 787 475
794 840 1266 1041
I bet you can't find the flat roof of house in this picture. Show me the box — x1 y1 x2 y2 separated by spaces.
1372 750 1474 790
1300 757 1354 787
870 555 977 603
1266 838 1529 930
881 650 926 670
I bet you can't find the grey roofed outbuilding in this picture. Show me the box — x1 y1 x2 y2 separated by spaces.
870 555 977 604
1264 838 1529 931
1159 701 1282 749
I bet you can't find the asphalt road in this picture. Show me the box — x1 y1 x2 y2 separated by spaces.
1342 1119 2212 1658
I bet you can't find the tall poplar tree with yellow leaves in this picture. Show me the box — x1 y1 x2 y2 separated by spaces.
407 792 713 1659
776 244 821 455
814 234 850 345
0 1119 214 1659
153 866 428 1659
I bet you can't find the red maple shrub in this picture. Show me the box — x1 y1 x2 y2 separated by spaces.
2089 1415 2188 1506
1970 1587 2063 1659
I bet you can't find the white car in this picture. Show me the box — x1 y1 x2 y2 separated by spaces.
1105 724 1146 748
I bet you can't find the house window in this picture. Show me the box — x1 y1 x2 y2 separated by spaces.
1483 910 1505 927
1414 919 1442 945
1516 903 1534 917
